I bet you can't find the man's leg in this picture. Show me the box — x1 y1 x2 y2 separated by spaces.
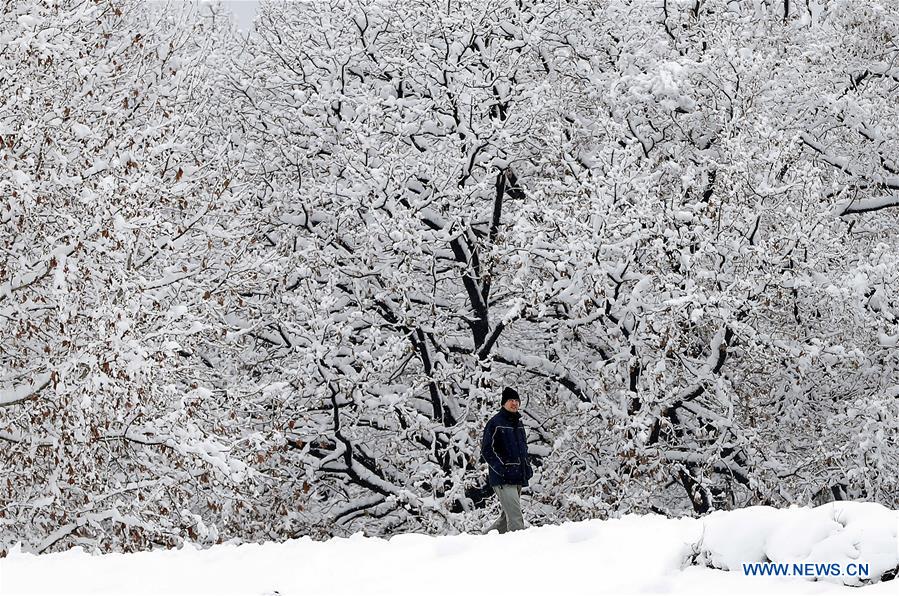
486 511 507 534
493 484 524 532
486 486 508 534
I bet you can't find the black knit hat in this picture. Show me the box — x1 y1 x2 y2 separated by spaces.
501 387 520 406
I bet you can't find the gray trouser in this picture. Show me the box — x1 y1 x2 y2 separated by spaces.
486 484 524 534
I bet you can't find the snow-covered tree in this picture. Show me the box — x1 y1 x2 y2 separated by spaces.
0 0 268 553
225 0 899 534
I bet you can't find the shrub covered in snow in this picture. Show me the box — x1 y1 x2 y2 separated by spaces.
689 502 899 586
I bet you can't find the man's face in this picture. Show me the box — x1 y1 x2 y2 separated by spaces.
503 398 520 413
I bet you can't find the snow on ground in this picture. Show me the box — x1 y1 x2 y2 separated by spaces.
1 503 896 595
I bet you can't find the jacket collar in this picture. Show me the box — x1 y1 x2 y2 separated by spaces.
499 408 522 424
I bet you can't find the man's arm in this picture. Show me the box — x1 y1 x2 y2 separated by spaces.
481 418 506 481
521 427 534 480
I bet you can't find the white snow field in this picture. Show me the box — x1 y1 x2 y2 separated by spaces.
1 503 896 596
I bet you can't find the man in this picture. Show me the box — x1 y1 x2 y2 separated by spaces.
481 387 533 533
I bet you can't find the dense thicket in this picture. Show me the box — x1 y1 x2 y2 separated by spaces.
2 0 897 554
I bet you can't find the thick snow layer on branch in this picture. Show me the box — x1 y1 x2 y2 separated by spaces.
0 373 51 407
2 504 895 594
834 196 899 215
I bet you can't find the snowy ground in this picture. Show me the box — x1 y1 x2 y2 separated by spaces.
1 503 896 595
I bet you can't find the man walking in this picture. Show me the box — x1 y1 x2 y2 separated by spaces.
481 387 533 533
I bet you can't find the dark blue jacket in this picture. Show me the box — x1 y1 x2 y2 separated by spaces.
481 409 533 487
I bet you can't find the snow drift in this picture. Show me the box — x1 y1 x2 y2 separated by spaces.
691 502 898 586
